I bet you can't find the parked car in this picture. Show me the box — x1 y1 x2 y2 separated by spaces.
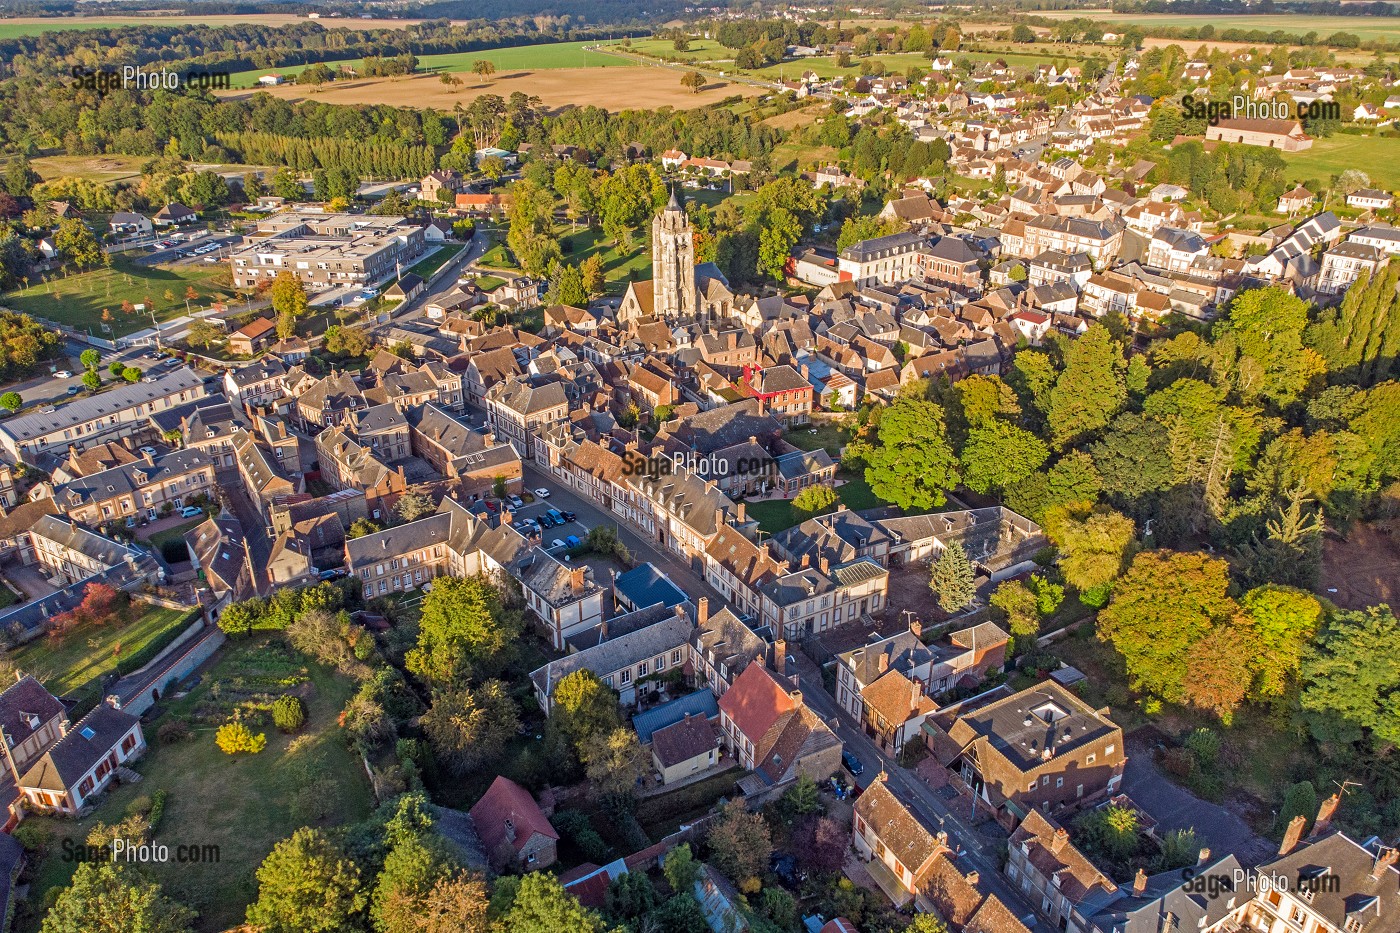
483 499 499 513
565 535 581 549
506 494 524 509
534 487 551 499
138 446 158 457
537 513 556 528
179 505 204 518
52 370 72 379
560 510 577 523
545 509 565 525
551 538 565 549
66 386 80 395
842 751 865 776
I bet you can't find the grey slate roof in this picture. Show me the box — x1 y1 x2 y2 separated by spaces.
0 367 204 443
531 613 694 697
20 701 140 792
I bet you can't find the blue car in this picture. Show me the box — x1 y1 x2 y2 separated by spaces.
842 751 865 776
565 535 581 549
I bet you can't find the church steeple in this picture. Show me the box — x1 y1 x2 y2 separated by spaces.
652 189 696 321
666 185 683 212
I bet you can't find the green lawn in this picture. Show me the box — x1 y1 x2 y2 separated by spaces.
1281 135 1400 191
476 242 520 271
142 518 206 553
406 241 465 280
745 470 888 534
0 256 236 338
786 422 851 458
11 604 197 697
473 274 507 291
561 226 651 295
18 636 374 933
229 39 635 87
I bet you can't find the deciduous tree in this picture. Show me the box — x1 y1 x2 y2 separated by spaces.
705 801 772 889
405 576 520 686
421 680 519 775
865 394 960 510
246 827 367 933
42 862 195 933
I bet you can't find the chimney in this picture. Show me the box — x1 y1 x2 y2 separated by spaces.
1197 847 1212 866
800 553 810 569
503 818 516 843
909 618 922 639
736 501 746 523
819 555 829 574
966 870 980 886
878 651 889 673
1311 793 1340 838
1279 814 1308 857
1372 847 1399 880
697 596 709 628
1133 868 1148 896
598 620 608 640
569 566 585 595
714 507 725 532
142 450 156 466
774 639 788 677
1051 827 1069 854
836 502 848 513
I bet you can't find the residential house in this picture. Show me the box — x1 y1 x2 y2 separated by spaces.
851 775 946 907
184 516 255 603
228 317 278 356
0 676 68 778
715 660 842 793
18 700 145 816
1005 810 1118 932
50 449 216 525
650 714 721 785
922 681 1126 827
530 608 694 711
469 775 558 872
690 602 768 697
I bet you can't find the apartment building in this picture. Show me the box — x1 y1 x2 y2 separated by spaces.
0 368 206 462
50 449 217 524
1022 215 1124 266
1316 242 1388 295
839 231 929 286
229 213 427 292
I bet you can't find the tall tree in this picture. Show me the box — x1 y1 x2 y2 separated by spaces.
960 421 1049 495
705 802 773 889
1043 502 1137 598
548 669 620 752
421 680 519 775
1047 324 1128 448
579 727 650 797
1097 551 1246 706
405 576 520 686
864 393 960 510
42 863 195 933
1300 605 1400 745
929 539 977 613
494 873 610 933
246 827 367 933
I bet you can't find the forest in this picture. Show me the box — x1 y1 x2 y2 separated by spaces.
849 278 1400 835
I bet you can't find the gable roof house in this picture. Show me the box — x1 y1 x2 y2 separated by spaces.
0 676 68 780
716 660 842 797
1006 809 1119 933
530 608 695 712
18 700 145 816
468 775 559 872
852 774 948 907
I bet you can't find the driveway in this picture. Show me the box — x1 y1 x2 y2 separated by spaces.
1121 740 1276 866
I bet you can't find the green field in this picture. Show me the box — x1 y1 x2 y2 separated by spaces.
1038 10 1400 42
11 604 197 696
19 636 374 933
228 39 632 87
406 241 465 280
1281 135 1400 191
0 256 236 338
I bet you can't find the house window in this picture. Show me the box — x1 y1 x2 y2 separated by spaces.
1056 777 1064 788
672 650 682 665
1042 775 1050 786
656 656 666 671
1028 781 1037 792
1087 753 1096 764
1106 744 1116 756
620 670 632 685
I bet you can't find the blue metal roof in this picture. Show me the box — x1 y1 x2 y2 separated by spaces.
631 690 720 744
614 562 688 611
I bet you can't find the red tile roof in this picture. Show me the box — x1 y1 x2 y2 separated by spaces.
468 775 558 855
717 662 798 744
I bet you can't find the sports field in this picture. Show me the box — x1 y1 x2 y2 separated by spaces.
1279 135 1400 191
227 39 631 87
1038 10 1400 41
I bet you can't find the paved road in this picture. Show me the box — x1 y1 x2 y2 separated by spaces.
379 232 492 327
517 459 726 606
0 343 164 412
788 651 1047 932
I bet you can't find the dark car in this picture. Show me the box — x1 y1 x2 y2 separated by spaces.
842 751 865 776
560 510 577 523
537 513 556 528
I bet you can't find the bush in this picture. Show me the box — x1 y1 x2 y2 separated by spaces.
215 721 267 755
13 824 52 853
272 695 306 734
157 720 192 744
148 789 168 834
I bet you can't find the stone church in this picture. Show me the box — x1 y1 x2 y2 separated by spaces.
619 189 734 325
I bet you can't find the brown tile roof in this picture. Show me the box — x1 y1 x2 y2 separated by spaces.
861 669 936 728
926 853 984 927
854 778 943 879
651 714 719 768
705 525 781 590
1009 809 1117 905
966 893 1034 933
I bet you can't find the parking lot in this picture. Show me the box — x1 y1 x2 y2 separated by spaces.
499 486 591 554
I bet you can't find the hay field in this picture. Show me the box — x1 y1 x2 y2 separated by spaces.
221 65 759 112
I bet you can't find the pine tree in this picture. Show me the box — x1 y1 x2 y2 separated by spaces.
929 540 977 613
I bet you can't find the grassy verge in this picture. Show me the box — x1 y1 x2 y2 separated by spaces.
745 469 887 534
1280 134 1400 191
11 604 198 696
406 242 465 280
18 636 373 933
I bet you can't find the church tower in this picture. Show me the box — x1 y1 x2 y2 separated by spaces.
651 188 696 320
